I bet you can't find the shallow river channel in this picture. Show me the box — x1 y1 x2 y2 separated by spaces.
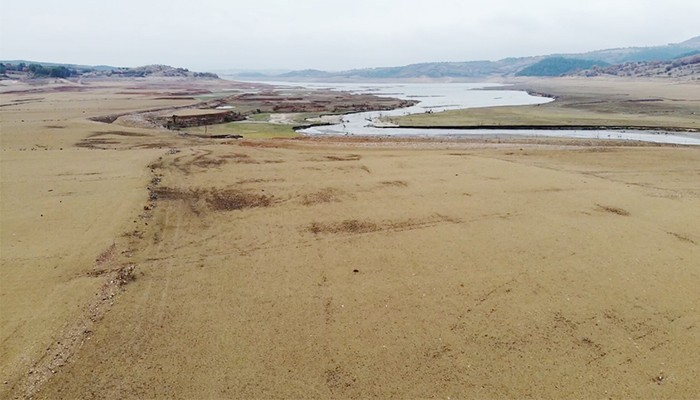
259 81 700 146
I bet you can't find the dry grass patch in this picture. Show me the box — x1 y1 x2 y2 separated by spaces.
309 219 379 234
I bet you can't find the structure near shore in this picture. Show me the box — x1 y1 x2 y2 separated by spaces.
166 110 244 129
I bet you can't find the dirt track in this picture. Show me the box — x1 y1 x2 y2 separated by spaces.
1 78 699 399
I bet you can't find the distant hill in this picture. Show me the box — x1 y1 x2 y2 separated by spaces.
571 53 700 79
278 69 333 79
515 57 609 77
94 64 219 79
266 36 700 80
574 36 700 64
0 60 120 72
0 61 219 80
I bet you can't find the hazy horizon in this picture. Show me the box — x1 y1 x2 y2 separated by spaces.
2 0 699 72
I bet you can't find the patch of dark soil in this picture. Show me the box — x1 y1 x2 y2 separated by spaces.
325 366 355 391
45 125 66 129
75 138 120 149
239 141 290 148
115 265 136 286
236 178 285 184
151 187 198 201
309 219 379 234
596 204 630 216
322 154 362 161
300 188 343 206
576 147 618 153
51 86 87 93
221 153 259 163
89 115 121 124
89 130 150 138
652 371 666 385
206 188 274 211
192 158 227 168
308 214 461 235
209 134 243 139
153 187 274 212
132 143 173 149
667 232 697 245
153 96 196 100
380 180 408 187
95 243 117 266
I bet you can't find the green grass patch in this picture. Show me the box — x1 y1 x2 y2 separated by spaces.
246 113 271 122
188 122 299 139
392 103 700 131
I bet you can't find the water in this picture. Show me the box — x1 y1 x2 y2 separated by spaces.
254 81 700 146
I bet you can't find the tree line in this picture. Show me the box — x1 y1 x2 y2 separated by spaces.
1 63 76 78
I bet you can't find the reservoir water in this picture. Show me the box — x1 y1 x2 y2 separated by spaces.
244 81 700 145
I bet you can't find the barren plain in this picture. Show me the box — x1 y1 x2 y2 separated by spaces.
1 77 699 399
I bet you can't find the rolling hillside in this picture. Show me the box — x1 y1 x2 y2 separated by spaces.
269 36 700 79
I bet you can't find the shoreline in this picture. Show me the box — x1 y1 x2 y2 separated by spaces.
393 77 700 134
389 124 700 133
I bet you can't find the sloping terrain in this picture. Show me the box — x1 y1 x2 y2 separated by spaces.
270 36 700 79
573 54 700 79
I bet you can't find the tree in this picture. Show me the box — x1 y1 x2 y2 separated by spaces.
49 66 71 78
28 63 44 74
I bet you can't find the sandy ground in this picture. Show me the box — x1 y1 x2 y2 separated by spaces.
1 78 699 399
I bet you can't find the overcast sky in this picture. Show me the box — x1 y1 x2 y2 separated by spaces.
1 0 698 71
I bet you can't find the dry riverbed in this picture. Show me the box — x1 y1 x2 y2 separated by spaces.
1 77 699 399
